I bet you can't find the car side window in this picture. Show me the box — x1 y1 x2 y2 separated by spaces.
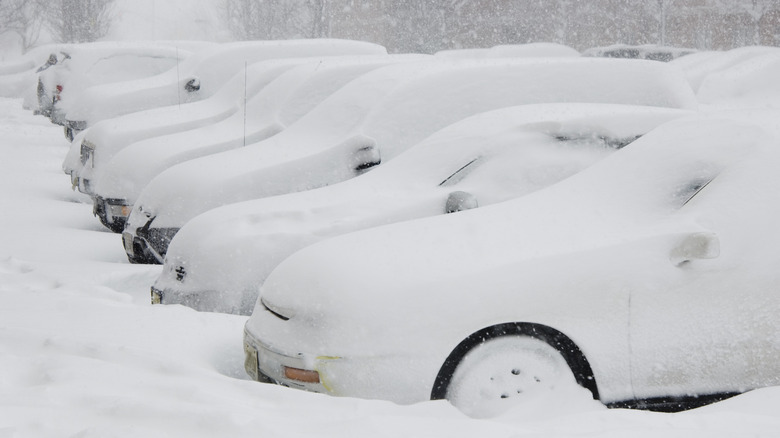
675 178 714 207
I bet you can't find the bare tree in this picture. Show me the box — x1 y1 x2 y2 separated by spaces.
0 0 45 51
44 0 114 43
222 0 266 40
222 0 323 40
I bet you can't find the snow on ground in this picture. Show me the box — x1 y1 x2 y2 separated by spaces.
0 95 778 437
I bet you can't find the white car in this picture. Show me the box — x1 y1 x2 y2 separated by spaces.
153 103 690 314
243 111 780 417
695 48 780 108
670 46 780 93
88 54 422 233
121 58 697 263
62 39 387 136
35 41 201 132
63 56 311 193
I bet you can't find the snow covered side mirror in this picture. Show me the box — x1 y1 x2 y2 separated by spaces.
670 232 719 266
184 78 201 92
445 191 478 214
352 144 381 175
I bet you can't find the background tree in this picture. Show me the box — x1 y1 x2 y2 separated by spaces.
0 0 45 52
44 0 114 43
222 0 266 40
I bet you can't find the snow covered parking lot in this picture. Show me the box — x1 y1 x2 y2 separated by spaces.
0 96 779 437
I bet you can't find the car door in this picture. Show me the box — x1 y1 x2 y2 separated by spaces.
628 168 780 402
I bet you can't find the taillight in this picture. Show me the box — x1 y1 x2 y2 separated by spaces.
54 85 63 101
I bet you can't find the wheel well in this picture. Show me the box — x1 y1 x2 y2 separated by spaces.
430 322 600 401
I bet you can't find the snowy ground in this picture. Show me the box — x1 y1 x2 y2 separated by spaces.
0 95 778 437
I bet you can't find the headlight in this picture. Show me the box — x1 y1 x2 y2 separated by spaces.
80 139 95 166
151 287 162 304
68 120 87 131
106 201 132 219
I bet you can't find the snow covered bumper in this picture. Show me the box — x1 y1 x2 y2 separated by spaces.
242 320 434 403
243 326 329 391
148 281 252 314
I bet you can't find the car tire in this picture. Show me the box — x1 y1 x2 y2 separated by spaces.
64 126 74 142
444 335 577 418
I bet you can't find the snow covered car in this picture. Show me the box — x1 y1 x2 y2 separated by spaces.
243 111 780 417
63 56 310 193
62 39 387 136
583 44 696 62
694 48 780 108
120 57 697 263
670 46 780 94
35 41 201 133
0 44 70 104
88 55 421 233
153 103 690 314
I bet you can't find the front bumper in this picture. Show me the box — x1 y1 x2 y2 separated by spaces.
243 327 330 392
243 310 445 403
67 119 87 131
148 283 253 314
93 195 131 233
77 177 93 195
122 223 178 265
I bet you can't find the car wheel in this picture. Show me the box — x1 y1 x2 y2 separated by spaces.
445 335 577 418
64 126 74 142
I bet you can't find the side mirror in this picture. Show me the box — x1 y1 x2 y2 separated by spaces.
352 144 381 174
445 191 478 214
184 78 201 92
670 232 719 266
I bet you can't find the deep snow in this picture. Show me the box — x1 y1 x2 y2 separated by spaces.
0 96 779 436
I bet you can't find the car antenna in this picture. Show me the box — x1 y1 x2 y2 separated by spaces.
176 46 181 109
243 61 248 146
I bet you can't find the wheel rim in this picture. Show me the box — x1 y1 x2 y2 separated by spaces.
446 335 575 418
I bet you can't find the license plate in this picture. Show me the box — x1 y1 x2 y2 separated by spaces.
244 343 259 381
122 232 134 255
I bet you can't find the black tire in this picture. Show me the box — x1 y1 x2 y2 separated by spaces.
431 323 599 417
